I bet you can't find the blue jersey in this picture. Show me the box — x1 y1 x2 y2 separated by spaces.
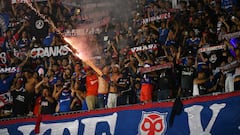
58 89 72 112
186 37 200 46
158 27 169 45
0 73 15 94
43 33 54 47
141 74 152 84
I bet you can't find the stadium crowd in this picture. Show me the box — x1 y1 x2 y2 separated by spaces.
0 0 240 118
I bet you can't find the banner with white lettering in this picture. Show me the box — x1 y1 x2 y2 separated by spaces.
11 0 47 4
0 91 240 135
30 45 69 58
198 45 225 53
0 67 16 73
142 12 171 25
218 31 240 41
140 62 173 74
129 44 158 54
218 60 240 74
64 27 102 36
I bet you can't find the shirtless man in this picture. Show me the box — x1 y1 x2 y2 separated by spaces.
23 69 38 112
23 69 38 93
107 64 122 108
97 66 110 109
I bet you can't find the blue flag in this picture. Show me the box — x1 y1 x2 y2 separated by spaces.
0 13 9 35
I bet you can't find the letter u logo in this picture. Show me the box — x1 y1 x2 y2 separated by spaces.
138 111 167 135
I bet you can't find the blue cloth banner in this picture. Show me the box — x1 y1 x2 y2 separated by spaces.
0 91 240 135
0 13 9 34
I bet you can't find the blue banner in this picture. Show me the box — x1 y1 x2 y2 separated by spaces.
1 91 240 135
0 13 9 34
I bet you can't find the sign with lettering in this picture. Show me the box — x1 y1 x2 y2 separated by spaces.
218 31 240 41
0 91 240 135
0 52 7 64
140 62 173 74
218 60 240 74
129 44 158 54
142 13 171 25
198 45 225 52
0 67 16 73
11 0 47 4
30 45 69 58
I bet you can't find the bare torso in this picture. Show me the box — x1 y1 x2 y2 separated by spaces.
98 76 109 94
109 73 121 93
25 77 38 93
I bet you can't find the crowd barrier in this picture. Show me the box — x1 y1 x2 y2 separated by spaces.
0 91 240 135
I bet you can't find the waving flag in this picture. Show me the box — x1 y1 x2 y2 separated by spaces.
0 13 9 35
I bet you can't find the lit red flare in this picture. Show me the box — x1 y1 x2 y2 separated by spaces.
64 37 103 76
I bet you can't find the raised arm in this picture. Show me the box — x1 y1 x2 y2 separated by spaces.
133 52 144 66
34 0 40 13
35 77 47 94
110 41 119 55
220 17 230 33
11 4 17 18
149 23 159 32
176 46 181 64
47 0 53 15
18 51 31 69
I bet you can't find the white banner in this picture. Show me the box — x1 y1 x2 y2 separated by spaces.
219 60 240 73
198 45 225 52
218 31 240 41
130 44 158 54
0 67 16 73
140 62 173 74
64 27 102 36
142 13 171 25
11 0 47 4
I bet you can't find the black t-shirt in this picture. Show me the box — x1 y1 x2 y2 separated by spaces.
157 69 173 90
198 82 208 95
117 77 131 94
179 65 196 90
30 14 49 42
40 97 56 114
11 87 29 115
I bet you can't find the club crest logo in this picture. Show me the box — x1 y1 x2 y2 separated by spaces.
35 19 44 29
138 111 167 135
